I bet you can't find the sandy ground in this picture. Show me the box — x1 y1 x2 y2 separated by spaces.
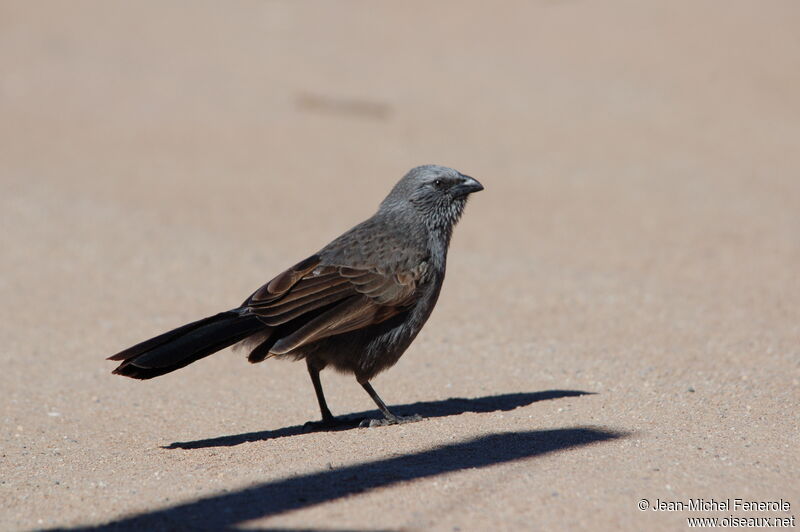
1 1 799 530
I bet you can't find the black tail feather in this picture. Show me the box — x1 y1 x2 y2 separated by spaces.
110 311 267 379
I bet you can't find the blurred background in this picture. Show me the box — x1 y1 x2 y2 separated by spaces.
1 1 798 530
3 0 798 344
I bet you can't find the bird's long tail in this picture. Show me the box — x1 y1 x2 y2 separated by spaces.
108 310 266 379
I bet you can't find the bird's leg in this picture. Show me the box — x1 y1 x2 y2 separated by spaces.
359 381 423 427
303 359 341 430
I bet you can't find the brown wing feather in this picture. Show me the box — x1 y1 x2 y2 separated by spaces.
243 256 426 356
256 284 356 325
247 255 322 305
269 297 385 355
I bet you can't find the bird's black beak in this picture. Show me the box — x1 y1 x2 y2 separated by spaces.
452 174 484 198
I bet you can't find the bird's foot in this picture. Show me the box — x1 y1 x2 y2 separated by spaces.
359 413 423 428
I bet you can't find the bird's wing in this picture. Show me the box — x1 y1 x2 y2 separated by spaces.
243 254 427 354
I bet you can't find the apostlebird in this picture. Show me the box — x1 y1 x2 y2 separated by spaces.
108 165 483 426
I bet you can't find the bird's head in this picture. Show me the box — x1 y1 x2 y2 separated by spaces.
380 165 484 232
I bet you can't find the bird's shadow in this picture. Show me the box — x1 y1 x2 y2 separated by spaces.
55 426 625 531
165 390 593 449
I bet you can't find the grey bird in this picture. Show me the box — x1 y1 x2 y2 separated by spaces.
108 165 483 426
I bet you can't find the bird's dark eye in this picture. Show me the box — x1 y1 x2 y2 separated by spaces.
433 179 444 188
